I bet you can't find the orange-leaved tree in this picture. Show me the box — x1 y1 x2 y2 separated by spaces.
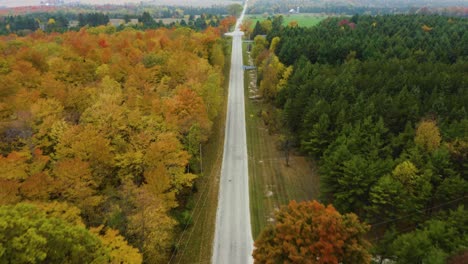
253 200 371 264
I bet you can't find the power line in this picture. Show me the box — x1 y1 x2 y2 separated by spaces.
369 224 416 244
167 170 211 264
168 148 223 264
176 146 225 263
369 195 466 228
176 167 215 264
369 196 467 242
367 196 467 244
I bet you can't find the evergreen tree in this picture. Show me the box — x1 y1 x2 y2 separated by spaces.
251 20 263 39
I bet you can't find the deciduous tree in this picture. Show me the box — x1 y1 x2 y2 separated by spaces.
415 120 441 152
0 203 108 263
253 200 371 264
91 226 143 264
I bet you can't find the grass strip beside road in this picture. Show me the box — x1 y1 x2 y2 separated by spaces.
243 42 320 239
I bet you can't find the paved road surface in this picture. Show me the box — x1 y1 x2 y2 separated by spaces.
212 1 254 263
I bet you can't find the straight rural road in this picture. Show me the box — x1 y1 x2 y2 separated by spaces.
212 1 254 263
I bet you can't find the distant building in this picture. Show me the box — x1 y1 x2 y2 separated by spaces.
288 7 300 14
109 19 125 27
68 20 79 28
40 0 65 6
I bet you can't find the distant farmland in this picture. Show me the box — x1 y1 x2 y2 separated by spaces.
247 13 325 28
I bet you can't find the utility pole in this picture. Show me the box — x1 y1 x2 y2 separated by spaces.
199 143 203 174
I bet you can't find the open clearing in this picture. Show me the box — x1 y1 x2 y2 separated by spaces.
247 13 325 28
243 43 320 238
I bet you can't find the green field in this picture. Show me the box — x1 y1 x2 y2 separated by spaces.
247 13 325 28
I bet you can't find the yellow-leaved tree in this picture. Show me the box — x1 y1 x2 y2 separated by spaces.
415 120 441 152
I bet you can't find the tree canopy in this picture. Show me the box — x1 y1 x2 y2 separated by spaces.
251 14 467 263
0 203 108 263
253 200 371 264
0 22 229 262
227 3 243 17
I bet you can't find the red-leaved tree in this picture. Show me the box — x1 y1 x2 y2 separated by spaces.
253 200 371 264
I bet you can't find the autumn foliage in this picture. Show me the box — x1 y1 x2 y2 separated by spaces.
253 200 371 264
0 25 227 263
414 120 442 152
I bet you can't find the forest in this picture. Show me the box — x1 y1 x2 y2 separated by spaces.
248 0 468 17
0 16 235 263
251 14 467 263
0 10 235 35
0 3 233 18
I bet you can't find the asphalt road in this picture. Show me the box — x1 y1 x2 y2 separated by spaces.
212 1 254 263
